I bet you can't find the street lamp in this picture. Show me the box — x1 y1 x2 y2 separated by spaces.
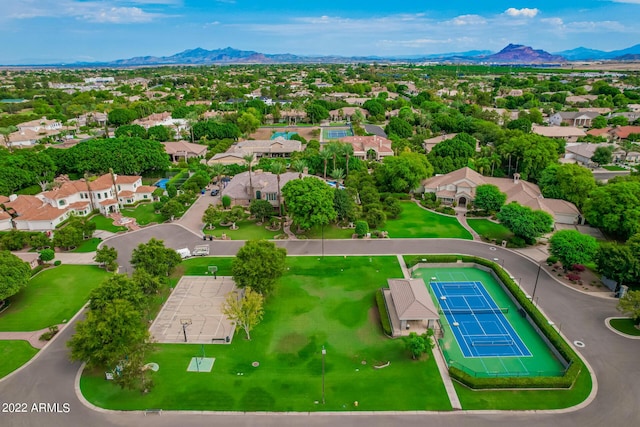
321 346 327 404
532 262 543 305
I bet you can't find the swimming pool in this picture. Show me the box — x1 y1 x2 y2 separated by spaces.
154 178 169 189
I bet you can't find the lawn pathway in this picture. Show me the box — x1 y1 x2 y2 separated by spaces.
453 206 481 241
0 326 61 349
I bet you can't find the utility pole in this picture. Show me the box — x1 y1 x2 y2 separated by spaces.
321 346 327 404
532 263 542 305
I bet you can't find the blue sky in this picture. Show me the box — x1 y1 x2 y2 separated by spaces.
1 0 640 63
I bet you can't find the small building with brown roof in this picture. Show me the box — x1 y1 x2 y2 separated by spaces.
532 125 586 142
221 171 317 208
382 278 439 337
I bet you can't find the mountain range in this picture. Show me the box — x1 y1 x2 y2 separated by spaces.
19 43 640 66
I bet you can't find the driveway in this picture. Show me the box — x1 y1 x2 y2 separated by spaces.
2 230 639 427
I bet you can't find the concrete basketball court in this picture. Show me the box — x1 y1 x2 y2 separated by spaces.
149 276 237 344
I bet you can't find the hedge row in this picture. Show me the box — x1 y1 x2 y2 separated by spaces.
375 288 393 337
409 254 584 390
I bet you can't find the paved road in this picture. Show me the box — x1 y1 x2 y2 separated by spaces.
3 228 640 427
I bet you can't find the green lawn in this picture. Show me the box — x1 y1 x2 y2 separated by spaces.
467 218 514 242
602 165 627 171
0 265 111 331
203 220 279 240
90 215 127 233
121 203 165 226
170 257 235 279
454 362 592 410
0 341 38 379
71 237 102 253
383 202 473 239
296 223 354 239
609 318 640 336
81 256 452 412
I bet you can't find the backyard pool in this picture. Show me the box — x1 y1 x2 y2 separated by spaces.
154 178 169 189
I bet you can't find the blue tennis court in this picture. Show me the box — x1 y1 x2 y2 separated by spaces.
326 129 349 139
430 281 531 358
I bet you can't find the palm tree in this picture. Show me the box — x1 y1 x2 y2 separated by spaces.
325 142 342 171
330 168 345 186
292 159 307 179
319 149 331 180
210 163 225 187
270 162 285 217
243 154 255 201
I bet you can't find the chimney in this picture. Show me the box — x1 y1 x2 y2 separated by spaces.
9 194 18 202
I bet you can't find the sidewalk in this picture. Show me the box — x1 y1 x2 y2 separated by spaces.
0 326 60 349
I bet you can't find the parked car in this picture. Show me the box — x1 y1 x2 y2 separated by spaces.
210 189 219 196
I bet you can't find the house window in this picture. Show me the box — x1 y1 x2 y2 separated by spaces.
104 192 108 198
59 200 66 206
97 193 101 199
266 193 277 201
79 193 84 199
143 195 148 199
117 185 121 191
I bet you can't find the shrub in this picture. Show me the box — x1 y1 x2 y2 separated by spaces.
435 206 456 215
566 273 581 282
507 236 527 248
221 195 231 209
375 289 392 336
53 260 62 266
39 325 59 341
547 255 558 265
572 264 586 272
355 220 369 237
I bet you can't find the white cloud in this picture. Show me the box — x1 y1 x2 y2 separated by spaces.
448 14 487 26
504 8 539 18
541 17 564 26
379 38 452 48
0 0 174 23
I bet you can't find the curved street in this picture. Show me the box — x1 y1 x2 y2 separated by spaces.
2 225 639 427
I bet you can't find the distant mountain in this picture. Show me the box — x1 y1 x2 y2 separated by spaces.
484 44 565 63
554 44 640 60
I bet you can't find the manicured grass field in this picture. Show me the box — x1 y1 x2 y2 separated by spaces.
72 237 102 253
89 215 127 233
467 218 513 242
80 256 452 412
454 362 592 410
0 341 38 379
203 220 279 240
609 318 640 336
121 203 165 225
296 223 354 239
602 165 627 171
383 202 473 239
171 257 235 278
0 265 111 332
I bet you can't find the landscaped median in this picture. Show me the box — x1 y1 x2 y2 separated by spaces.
0 340 38 379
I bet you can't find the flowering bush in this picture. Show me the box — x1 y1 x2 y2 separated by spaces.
572 264 586 272
566 273 581 282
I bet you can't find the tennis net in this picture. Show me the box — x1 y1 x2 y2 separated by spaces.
441 307 509 315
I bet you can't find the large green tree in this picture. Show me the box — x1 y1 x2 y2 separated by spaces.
497 133 561 181
130 238 182 277
538 164 596 209
282 177 337 230
497 202 554 243
94 245 118 271
549 230 599 268
374 152 433 193
68 298 154 391
231 239 287 295
0 251 31 303
595 243 639 289
583 180 640 240
428 133 476 174
474 184 506 213
88 274 146 312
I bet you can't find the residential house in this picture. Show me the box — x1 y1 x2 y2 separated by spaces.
221 171 315 208
17 117 62 133
548 111 601 127
421 167 581 226
532 125 586 142
608 112 640 123
0 210 12 231
234 138 302 159
564 143 616 165
2 173 155 231
133 112 187 136
207 152 248 166
162 141 208 162
339 135 394 161
610 126 640 140
14 252 40 269
329 107 368 122
423 133 480 153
